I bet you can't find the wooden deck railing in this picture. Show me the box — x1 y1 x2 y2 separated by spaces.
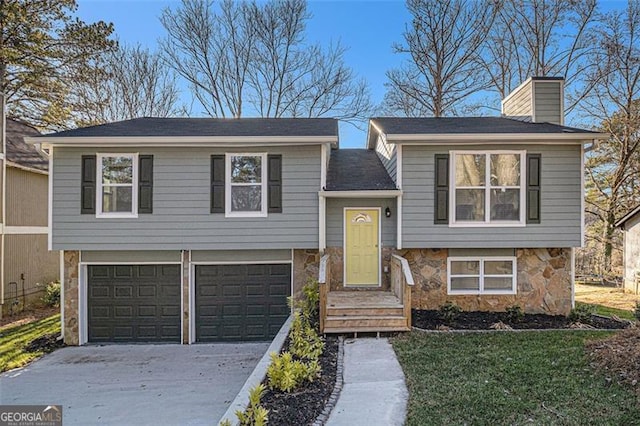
391 254 415 329
318 254 330 333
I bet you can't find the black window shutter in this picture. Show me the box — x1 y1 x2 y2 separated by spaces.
81 155 96 214
138 155 153 214
211 155 225 213
527 154 541 224
268 154 282 213
434 154 450 224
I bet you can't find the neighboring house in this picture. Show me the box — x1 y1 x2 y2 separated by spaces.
615 206 640 294
29 77 606 345
1 119 60 316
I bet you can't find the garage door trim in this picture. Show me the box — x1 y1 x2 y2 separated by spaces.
189 261 293 343
78 261 183 345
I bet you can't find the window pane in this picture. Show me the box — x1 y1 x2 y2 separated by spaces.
451 277 479 291
484 277 514 291
455 189 485 221
490 154 520 186
490 189 520 220
484 260 513 275
450 260 480 275
231 156 262 183
102 156 132 184
102 186 132 213
455 154 485 187
231 185 262 211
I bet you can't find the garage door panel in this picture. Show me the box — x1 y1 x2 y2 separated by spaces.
88 264 181 343
195 263 291 342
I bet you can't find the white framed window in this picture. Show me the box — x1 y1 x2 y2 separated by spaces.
450 150 525 226
96 153 138 218
447 257 517 295
225 153 267 217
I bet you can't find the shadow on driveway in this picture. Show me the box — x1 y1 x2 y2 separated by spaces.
0 342 270 426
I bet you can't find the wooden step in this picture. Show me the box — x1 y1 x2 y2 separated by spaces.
324 315 409 330
323 325 411 333
326 306 404 317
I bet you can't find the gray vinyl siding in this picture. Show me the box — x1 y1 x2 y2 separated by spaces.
52 146 320 250
375 135 397 183
326 198 396 247
81 250 182 263
502 84 532 122
191 249 292 262
402 144 582 248
534 81 563 125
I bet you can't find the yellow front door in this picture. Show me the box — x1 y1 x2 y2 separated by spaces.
345 209 380 286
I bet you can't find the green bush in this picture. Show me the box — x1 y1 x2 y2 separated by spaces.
266 351 320 393
40 281 61 307
234 384 269 426
569 303 596 324
505 305 524 323
289 312 324 360
439 301 462 324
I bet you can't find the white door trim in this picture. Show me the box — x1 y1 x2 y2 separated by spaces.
343 207 382 287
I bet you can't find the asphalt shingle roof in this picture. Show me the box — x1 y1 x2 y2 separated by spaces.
371 116 600 135
6 119 48 171
326 149 396 191
39 117 338 138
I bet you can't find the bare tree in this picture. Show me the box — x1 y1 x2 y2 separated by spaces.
73 44 183 126
580 1 640 274
481 0 598 113
160 0 371 122
383 0 498 117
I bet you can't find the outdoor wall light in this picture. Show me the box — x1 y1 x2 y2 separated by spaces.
385 207 392 218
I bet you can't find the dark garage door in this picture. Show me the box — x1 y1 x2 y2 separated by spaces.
195 264 291 342
88 265 181 343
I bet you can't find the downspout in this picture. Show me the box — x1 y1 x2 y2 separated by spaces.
0 93 6 314
319 144 328 253
396 144 403 250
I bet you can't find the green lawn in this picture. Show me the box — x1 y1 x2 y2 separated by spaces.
575 301 636 321
0 314 61 373
392 331 640 425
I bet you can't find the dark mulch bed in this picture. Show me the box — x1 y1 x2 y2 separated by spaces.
412 309 631 330
25 333 65 353
260 335 339 426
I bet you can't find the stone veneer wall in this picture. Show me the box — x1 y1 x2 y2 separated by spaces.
397 248 573 315
63 250 80 345
324 247 393 291
293 249 320 300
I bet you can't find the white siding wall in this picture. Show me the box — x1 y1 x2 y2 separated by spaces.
402 143 582 248
52 145 321 250
502 84 533 122
375 135 397 184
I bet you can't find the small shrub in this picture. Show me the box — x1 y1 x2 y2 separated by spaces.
289 312 324 360
289 279 320 325
569 303 596 324
40 281 61 307
266 351 320 393
234 384 269 426
634 302 640 321
505 305 524 323
438 301 462 324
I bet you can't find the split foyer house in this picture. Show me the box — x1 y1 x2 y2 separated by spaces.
28 77 607 345
1 119 59 316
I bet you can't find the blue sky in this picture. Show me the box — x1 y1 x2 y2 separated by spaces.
75 0 628 147
76 0 411 147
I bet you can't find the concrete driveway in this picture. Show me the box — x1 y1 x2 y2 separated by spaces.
0 342 270 426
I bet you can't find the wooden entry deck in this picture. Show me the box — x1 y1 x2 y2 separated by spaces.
319 254 414 334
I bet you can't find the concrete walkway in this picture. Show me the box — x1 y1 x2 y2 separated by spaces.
326 338 408 426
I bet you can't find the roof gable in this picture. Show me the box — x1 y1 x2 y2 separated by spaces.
326 149 396 191
615 205 640 229
6 119 48 171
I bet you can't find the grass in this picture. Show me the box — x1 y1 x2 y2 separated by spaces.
392 331 640 425
0 314 60 373
576 301 636 321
